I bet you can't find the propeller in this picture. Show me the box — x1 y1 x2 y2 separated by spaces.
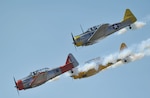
71 33 77 50
71 33 76 45
13 77 19 95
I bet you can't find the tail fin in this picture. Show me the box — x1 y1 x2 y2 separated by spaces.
66 53 79 68
123 9 137 23
120 43 127 51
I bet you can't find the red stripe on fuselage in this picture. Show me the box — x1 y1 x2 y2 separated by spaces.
60 63 74 73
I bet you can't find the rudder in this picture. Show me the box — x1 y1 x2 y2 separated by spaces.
66 53 79 68
123 9 137 23
120 43 127 51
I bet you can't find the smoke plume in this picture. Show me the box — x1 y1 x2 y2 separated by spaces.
117 21 146 35
104 38 150 69
69 38 150 76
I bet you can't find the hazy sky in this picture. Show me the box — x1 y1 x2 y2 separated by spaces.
0 0 150 98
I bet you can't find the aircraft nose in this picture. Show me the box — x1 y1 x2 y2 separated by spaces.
16 80 24 90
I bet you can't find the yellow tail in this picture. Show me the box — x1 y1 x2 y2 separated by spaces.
123 9 137 23
120 43 127 51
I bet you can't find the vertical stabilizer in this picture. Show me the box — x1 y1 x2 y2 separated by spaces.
123 9 137 23
60 53 79 73
66 53 79 68
120 43 127 51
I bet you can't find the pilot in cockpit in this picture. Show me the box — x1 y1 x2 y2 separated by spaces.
29 71 38 76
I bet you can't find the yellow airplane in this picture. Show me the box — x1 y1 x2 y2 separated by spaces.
70 43 128 79
71 9 137 47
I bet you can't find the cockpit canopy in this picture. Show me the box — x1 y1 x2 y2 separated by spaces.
29 68 49 76
85 25 101 33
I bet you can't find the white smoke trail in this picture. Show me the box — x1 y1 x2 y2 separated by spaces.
108 38 150 68
117 15 150 35
68 38 150 77
65 67 79 76
143 15 150 23
110 61 123 68
131 21 146 30
82 62 98 71
138 38 150 53
117 21 146 35
117 28 128 35
66 62 99 76
101 53 120 68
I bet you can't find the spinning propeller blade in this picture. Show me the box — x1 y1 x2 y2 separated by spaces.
13 77 19 95
71 33 77 50
71 33 76 45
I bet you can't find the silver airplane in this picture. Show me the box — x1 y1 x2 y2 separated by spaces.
71 9 137 47
13 53 79 91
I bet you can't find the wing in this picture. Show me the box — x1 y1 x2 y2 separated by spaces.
30 72 47 87
88 24 109 43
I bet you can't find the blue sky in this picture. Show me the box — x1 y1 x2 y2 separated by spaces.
0 0 150 98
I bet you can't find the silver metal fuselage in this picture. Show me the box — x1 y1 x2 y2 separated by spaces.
75 20 131 46
21 67 62 89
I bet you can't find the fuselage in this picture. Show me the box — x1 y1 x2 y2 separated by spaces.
74 25 100 46
71 62 114 79
16 63 74 90
74 20 132 46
